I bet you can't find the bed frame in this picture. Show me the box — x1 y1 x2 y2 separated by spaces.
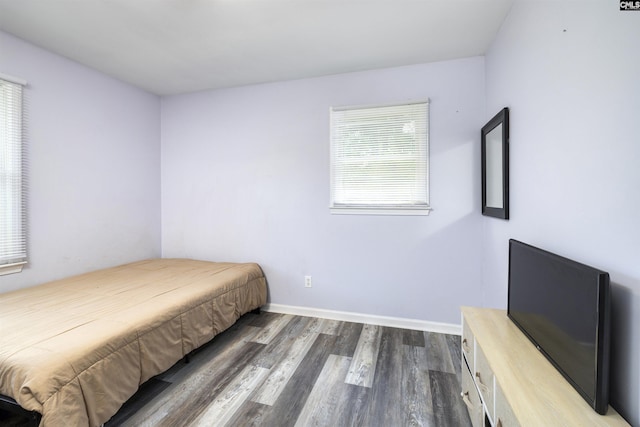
0 395 42 426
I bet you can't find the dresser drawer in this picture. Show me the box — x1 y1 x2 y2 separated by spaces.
461 360 484 427
474 343 494 420
495 382 520 427
461 317 474 368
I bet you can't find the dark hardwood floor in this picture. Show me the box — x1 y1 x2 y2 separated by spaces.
105 311 471 427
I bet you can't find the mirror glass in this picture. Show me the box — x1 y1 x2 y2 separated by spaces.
485 124 503 208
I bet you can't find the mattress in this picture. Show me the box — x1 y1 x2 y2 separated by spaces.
0 258 267 427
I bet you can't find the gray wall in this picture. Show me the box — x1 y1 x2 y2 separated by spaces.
0 31 161 292
483 2 640 424
161 57 486 324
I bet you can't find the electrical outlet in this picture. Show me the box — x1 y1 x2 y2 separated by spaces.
304 275 312 288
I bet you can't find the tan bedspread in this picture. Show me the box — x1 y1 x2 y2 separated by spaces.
0 259 267 427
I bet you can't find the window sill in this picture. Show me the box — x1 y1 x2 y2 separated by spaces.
0 262 26 276
330 207 432 216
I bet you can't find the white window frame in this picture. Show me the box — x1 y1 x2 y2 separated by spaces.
329 99 431 216
0 72 28 275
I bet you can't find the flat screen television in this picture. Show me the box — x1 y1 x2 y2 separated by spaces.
507 239 611 414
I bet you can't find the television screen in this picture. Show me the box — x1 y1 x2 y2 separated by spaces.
507 239 611 414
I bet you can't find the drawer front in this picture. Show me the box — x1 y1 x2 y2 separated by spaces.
461 317 474 369
461 362 484 427
474 343 494 420
495 382 520 427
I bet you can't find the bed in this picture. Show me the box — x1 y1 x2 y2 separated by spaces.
0 258 267 427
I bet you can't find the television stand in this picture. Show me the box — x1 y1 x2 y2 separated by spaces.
460 307 629 426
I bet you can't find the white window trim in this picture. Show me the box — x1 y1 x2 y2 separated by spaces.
329 99 431 216
0 72 28 86
0 72 28 275
0 261 27 276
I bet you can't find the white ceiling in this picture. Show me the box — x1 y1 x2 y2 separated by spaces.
0 0 513 96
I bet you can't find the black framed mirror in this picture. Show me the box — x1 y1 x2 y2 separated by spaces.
481 107 509 219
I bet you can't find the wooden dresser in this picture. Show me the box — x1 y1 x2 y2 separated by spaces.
460 307 630 426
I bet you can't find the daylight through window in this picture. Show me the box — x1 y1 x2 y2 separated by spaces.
330 100 430 215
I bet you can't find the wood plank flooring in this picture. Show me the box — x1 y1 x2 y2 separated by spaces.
97 311 470 427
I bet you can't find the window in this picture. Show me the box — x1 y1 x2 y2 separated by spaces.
0 74 27 275
330 100 430 215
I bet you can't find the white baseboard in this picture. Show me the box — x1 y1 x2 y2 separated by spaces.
262 303 461 335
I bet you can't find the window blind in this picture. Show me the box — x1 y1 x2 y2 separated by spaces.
330 100 430 214
0 75 27 274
